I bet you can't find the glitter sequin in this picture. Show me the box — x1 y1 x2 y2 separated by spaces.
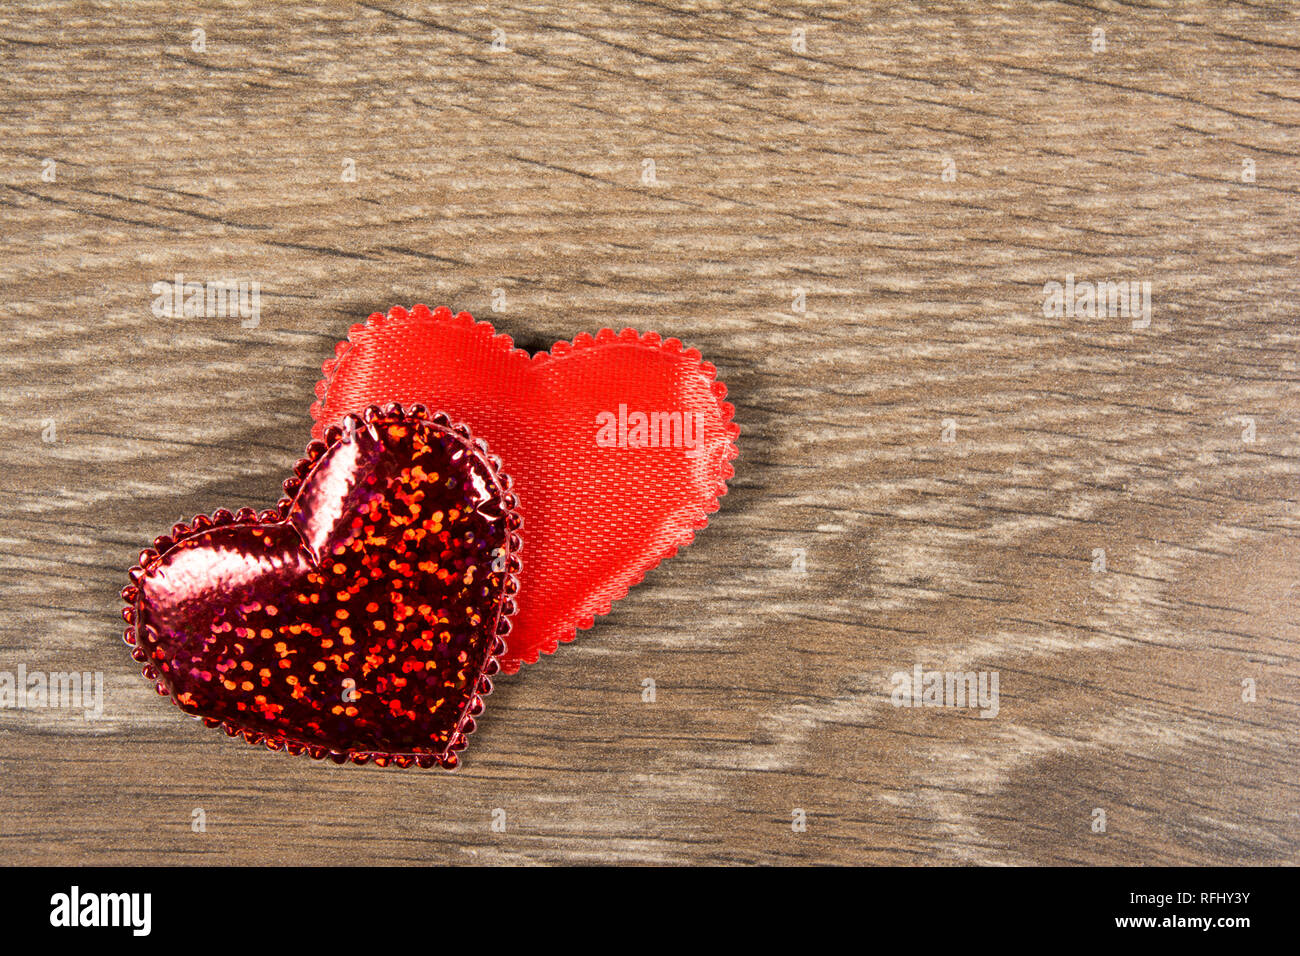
121 405 523 769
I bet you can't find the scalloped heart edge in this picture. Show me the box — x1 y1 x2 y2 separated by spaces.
308 304 740 672
121 403 524 770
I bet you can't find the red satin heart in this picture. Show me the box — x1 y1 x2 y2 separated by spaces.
311 305 738 672
121 405 522 768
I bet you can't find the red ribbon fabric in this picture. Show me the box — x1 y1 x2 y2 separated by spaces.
312 305 739 671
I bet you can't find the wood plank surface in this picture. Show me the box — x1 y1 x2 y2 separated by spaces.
0 0 1297 865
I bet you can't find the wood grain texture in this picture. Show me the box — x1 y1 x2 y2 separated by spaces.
1 0 1297 865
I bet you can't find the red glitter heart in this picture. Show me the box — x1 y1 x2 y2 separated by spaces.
121 405 522 769
312 306 739 672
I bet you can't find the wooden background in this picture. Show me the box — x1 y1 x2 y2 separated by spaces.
1 1 1296 866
